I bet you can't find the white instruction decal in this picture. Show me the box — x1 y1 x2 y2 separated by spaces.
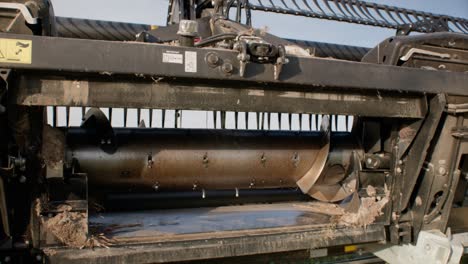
185 51 197 73
162 51 183 64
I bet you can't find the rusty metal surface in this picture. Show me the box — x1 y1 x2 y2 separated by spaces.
67 128 358 193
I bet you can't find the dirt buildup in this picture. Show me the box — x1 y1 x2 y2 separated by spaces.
45 205 88 248
42 125 65 169
339 185 390 227
292 201 345 216
339 196 389 227
43 248 57 256
366 185 376 197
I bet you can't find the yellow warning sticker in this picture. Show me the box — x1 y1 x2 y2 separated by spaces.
0 38 32 64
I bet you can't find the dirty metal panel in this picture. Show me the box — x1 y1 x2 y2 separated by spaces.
0 33 467 96
15 75 427 118
46 202 386 264
88 203 338 237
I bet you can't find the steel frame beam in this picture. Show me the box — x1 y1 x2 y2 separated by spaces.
0 33 466 96
14 74 427 118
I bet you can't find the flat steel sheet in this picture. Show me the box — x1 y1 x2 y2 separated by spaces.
89 202 339 238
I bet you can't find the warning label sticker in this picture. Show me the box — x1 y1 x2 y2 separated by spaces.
184 51 197 73
162 51 183 64
0 38 32 64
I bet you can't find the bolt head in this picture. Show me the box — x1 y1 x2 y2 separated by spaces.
206 53 219 66
438 166 447 175
19 176 26 183
221 62 233 74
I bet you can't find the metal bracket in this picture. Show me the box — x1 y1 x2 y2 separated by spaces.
400 48 451 62
274 44 287 80
0 3 38 24
235 37 288 80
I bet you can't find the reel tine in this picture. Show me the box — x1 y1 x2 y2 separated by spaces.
261 112 264 130
175 109 179 128
221 111 226 129
246 112 249 129
65 106 70 127
256 112 260 130
213 111 217 129
299 113 302 131
109 108 113 126
137 108 141 125
316 114 320 131
267 112 271 130
309 114 312 131
123 108 128 127
149 109 153 128
345 115 349 131
52 106 57 127
81 107 85 121
235 111 238 129
278 113 281 130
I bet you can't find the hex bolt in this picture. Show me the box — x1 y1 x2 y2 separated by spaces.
206 53 219 67
221 62 233 74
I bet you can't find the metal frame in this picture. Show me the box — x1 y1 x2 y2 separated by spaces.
0 33 466 96
0 1 466 261
46 223 385 263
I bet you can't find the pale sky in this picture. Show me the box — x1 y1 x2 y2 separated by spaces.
51 0 467 47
